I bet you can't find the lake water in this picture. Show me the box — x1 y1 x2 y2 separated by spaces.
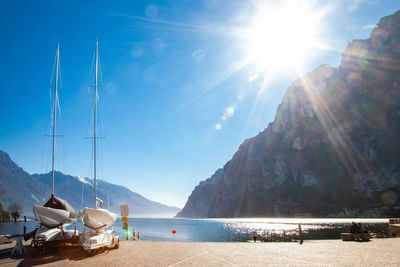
0 218 389 242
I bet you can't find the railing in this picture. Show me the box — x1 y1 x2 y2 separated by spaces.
123 226 139 241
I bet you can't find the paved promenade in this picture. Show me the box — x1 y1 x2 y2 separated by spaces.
1 238 400 266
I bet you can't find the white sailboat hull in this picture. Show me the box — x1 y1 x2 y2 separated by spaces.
33 226 79 245
34 227 63 242
33 205 71 228
80 207 117 231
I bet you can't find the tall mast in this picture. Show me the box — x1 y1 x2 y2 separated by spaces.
51 43 60 197
94 40 98 208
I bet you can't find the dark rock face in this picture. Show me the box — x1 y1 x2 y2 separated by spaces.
176 169 223 218
0 149 180 217
178 11 400 218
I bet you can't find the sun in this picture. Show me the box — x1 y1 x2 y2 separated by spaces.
238 0 328 76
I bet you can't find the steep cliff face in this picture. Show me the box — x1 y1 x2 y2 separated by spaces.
178 11 400 218
176 169 223 218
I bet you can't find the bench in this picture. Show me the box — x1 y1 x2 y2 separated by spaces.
341 233 371 241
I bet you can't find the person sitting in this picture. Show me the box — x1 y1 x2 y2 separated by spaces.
358 223 363 233
252 231 257 242
358 223 367 233
350 222 357 234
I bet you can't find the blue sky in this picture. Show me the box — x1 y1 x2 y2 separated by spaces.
1 0 400 208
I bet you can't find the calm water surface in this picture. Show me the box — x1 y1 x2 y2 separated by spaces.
0 218 389 242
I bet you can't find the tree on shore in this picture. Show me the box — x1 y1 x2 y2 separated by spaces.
0 189 10 222
0 203 10 222
8 202 23 222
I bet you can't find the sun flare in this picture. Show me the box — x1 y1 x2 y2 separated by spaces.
239 1 328 76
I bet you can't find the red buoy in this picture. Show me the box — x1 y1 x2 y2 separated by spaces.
172 229 177 234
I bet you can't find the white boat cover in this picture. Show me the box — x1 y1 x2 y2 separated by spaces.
33 205 70 228
33 195 78 228
80 207 117 231
44 195 79 219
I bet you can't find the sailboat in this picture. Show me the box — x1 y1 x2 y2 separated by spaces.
32 44 79 243
79 40 118 254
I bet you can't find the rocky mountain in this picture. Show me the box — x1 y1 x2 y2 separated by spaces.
177 11 400 218
0 150 48 213
0 149 180 217
175 169 223 218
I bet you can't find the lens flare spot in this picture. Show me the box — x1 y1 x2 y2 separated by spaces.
385 90 400 105
143 67 156 82
293 136 306 150
215 124 222 130
192 49 206 62
130 46 144 58
381 191 398 207
105 82 118 94
152 38 166 52
248 73 259 82
224 106 235 118
146 4 158 18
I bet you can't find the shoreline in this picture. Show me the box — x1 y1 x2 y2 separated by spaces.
1 238 400 266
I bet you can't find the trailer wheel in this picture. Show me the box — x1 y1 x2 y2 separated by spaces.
88 249 97 256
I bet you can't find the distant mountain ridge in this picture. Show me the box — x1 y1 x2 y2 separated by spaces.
0 149 180 217
177 10 400 218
